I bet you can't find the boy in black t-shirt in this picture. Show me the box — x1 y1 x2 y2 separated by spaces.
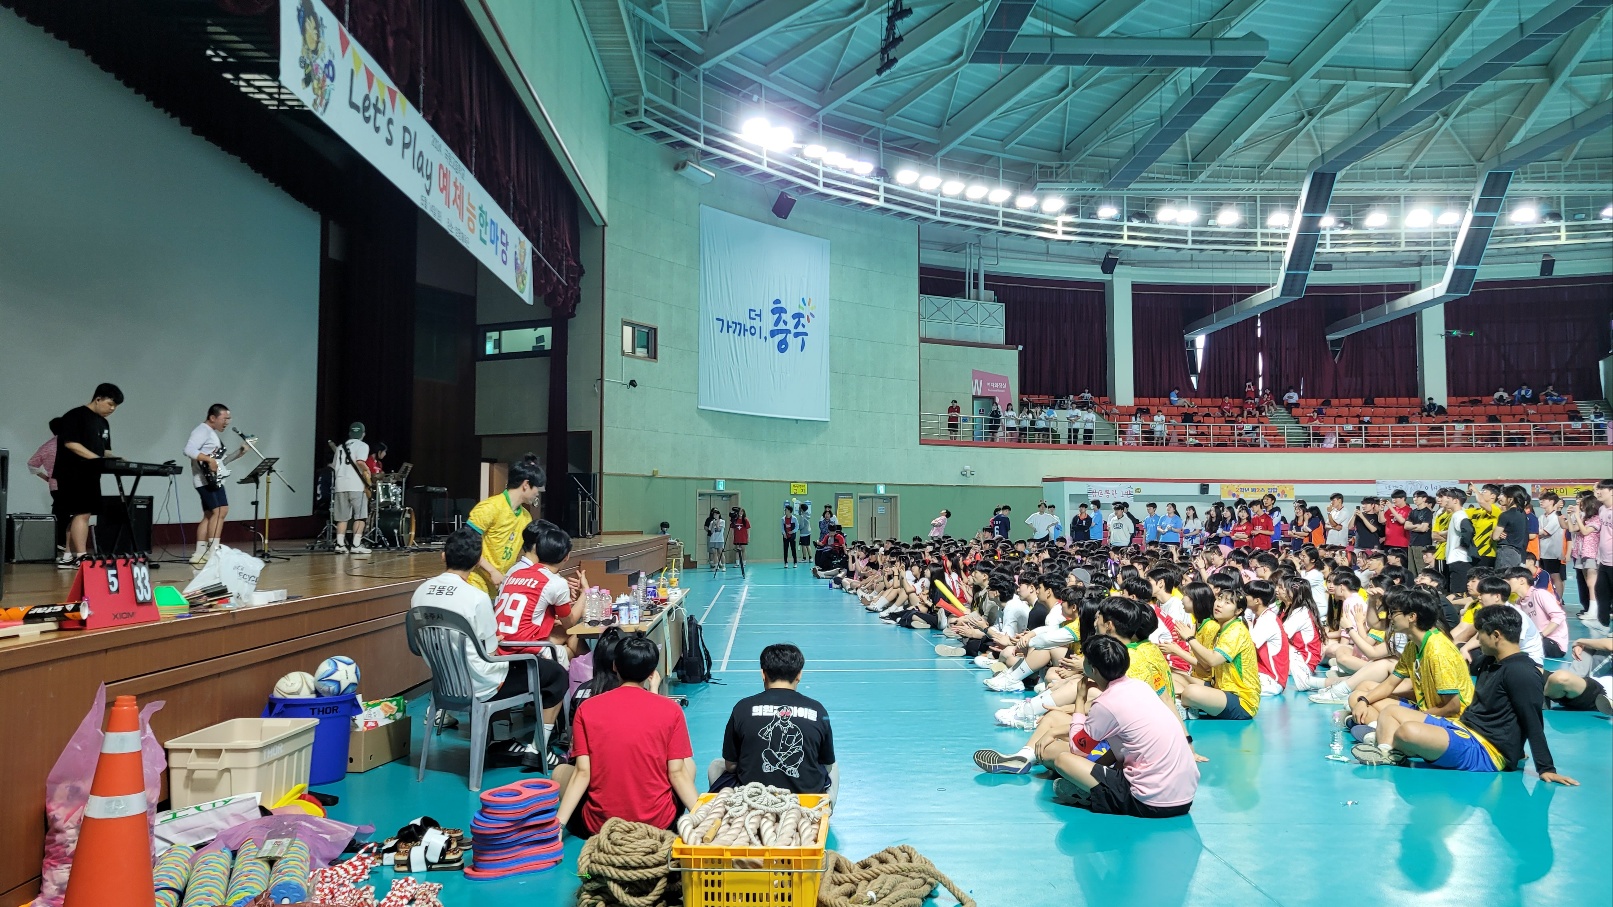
54 383 123 566
709 644 838 804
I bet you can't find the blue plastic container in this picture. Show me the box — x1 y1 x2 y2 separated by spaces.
262 694 363 785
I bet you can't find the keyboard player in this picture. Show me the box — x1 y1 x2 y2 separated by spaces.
52 383 122 568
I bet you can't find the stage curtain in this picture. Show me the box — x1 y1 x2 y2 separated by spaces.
1445 276 1613 400
996 276 1108 398
1320 286 1418 398
1168 287 1264 400
1131 288 1198 398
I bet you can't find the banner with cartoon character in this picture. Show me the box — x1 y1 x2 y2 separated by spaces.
279 0 534 304
699 206 831 421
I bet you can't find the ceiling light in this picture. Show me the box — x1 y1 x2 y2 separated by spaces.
917 174 942 191
1319 214 1336 228
1364 210 1389 228
1041 196 1066 214
1176 207 1200 224
987 187 1012 204
1267 210 1291 228
1014 194 1038 210
822 149 847 167
1096 204 1119 219
940 180 966 196
1214 207 1241 226
964 184 988 200
1156 205 1179 223
894 168 919 185
741 116 771 141
802 144 826 159
1437 209 1463 226
851 160 874 175
1508 205 1538 223
1601 204 1613 220
765 126 795 152
1405 208 1433 228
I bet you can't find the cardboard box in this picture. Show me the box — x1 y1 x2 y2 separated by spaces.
348 719 410 773
353 696 407 730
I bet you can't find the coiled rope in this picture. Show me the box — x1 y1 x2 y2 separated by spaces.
575 818 680 907
817 845 977 907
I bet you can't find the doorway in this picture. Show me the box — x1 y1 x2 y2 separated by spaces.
856 495 899 541
972 396 994 441
697 491 739 565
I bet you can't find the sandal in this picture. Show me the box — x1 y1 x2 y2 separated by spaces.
394 827 465 872
382 816 468 854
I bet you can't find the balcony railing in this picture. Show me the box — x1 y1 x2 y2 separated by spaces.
919 413 1611 449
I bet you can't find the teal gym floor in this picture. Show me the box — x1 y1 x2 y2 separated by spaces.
324 566 1612 906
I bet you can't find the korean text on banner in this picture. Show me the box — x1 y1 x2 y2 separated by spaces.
971 370 1012 407
699 207 831 421
279 0 534 303
1085 483 1136 503
1375 480 1459 500
1219 484 1296 500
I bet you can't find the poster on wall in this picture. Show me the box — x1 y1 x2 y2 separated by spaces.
1375 480 1458 499
699 207 831 420
971 370 1012 407
1084 483 1137 503
279 0 534 303
1220 484 1296 500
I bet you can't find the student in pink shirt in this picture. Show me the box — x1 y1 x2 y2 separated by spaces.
1505 568 1567 659
1050 635 1197 818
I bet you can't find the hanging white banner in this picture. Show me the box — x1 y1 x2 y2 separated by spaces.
1374 480 1458 500
279 0 535 303
699 207 830 421
1084 483 1137 503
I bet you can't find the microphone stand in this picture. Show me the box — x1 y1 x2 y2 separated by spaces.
235 429 297 561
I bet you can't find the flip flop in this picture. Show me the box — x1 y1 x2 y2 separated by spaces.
382 816 467 854
394 829 465 872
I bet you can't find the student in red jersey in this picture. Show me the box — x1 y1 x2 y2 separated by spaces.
486 521 581 767
1381 490 1411 561
731 507 751 577
1248 502 1274 551
1229 505 1253 549
555 636 699 838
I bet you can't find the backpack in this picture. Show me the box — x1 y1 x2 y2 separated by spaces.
676 612 717 684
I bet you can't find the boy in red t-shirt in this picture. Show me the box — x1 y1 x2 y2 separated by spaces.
555 637 699 838
1381 490 1411 558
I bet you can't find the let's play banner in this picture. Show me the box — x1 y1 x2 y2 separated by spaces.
280 0 535 303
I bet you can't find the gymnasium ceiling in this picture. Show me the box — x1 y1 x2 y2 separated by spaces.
577 0 1613 201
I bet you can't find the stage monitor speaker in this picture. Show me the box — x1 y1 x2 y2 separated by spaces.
1100 250 1120 275
95 495 153 555
0 449 7 599
7 515 55 563
1199 483 1210 496
1539 254 1555 277
771 192 796 219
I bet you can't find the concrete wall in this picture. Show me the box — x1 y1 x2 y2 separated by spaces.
918 341 1019 418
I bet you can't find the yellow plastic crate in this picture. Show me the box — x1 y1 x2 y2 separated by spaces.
673 793 829 907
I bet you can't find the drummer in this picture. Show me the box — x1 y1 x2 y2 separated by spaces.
364 442 388 478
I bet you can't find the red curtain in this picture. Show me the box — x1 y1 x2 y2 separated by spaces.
1137 286 1266 400
1131 290 1197 397
1260 285 1418 399
922 269 1108 396
1446 276 1613 399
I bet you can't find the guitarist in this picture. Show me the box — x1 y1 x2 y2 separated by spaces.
330 421 373 556
184 403 250 565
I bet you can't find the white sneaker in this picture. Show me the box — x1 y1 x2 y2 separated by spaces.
350 544 372 556
972 655 998 670
996 699 1043 728
1309 684 1353 704
1580 611 1601 626
934 644 967 658
1290 671 1321 692
334 544 349 554
984 672 1024 692
56 553 79 570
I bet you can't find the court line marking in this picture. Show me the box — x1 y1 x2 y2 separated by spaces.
718 585 748 671
699 585 727 622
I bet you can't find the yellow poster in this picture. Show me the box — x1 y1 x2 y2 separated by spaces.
790 482 808 495
835 496 855 532
1219 484 1296 500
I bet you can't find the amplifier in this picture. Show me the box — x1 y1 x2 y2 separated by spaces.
7 514 57 563
95 495 153 555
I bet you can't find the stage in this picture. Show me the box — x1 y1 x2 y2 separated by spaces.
0 533 666 907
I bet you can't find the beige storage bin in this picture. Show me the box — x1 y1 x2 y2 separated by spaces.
165 718 317 809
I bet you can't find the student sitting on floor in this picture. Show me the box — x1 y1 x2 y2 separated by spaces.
1352 606 1577 785
1172 575 1261 720
555 637 701 838
708 643 839 804
1345 588 1471 732
1454 575 1545 666
1049 635 1198 817
1544 636 1613 714
1245 580 1290 696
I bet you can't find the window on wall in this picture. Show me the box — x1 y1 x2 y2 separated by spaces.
622 321 657 360
481 321 553 360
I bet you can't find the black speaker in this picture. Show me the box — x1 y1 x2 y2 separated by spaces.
771 192 796 219
95 495 152 555
7 515 56 563
1199 483 1210 495
1100 250 1120 275
1539 254 1555 277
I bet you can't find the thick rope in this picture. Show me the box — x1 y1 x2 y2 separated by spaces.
575 819 680 907
816 846 976 907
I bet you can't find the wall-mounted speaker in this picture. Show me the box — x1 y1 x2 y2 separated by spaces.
1539 254 1555 277
1100 250 1120 275
771 192 796 219
1198 483 1210 496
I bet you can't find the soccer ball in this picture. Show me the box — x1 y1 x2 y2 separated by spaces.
273 671 318 699
314 656 360 697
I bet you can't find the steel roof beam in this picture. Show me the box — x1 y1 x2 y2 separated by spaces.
1104 52 1267 188
761 0 884 76
818 0 982 113
978 34 1270 67
1478 12 1608 160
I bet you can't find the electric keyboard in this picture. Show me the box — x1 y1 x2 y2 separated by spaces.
102 459 183 478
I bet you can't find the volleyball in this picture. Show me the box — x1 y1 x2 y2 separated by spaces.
273 671 318 699
314 656 360 696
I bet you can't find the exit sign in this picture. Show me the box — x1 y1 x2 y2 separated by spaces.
876 484 886 494
714 479 725 490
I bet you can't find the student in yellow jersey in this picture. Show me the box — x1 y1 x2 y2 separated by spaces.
465 455 546 596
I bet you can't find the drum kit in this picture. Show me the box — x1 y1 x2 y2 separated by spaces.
310 462 417 551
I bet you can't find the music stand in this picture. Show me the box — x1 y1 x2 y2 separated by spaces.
237 458 289 561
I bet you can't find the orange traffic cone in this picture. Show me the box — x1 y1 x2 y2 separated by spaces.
63 695 156 907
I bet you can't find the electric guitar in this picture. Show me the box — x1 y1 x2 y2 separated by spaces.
200 435 255 490
328 439 373 488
